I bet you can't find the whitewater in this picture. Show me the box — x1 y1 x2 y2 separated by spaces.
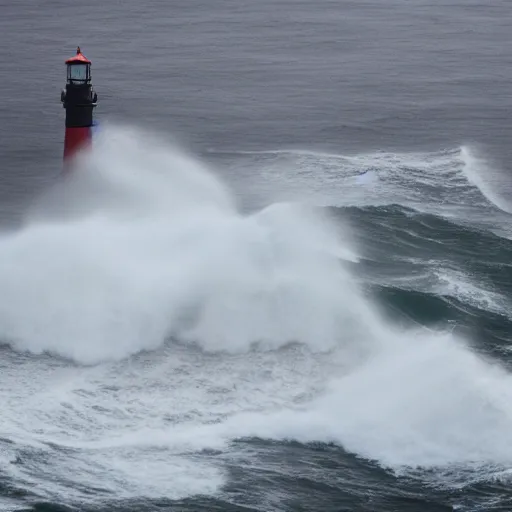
2 125 512 508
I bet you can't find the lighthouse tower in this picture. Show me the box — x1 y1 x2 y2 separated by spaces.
61 47 98 163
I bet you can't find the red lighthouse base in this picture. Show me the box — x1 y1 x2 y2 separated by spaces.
63 126 92 162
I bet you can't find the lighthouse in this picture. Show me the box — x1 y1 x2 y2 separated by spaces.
61 47 98 163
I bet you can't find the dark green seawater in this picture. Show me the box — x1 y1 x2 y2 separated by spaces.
1 1 512 511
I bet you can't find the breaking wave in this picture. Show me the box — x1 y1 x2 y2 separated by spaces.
0 125 371 364
3 126 512 510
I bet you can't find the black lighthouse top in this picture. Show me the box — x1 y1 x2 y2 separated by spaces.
61 46 98 128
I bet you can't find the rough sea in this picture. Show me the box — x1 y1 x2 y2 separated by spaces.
1 1 512 511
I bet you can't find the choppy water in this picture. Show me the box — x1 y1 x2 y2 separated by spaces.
1 1 512 511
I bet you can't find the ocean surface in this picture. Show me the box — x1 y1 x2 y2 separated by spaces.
1 1 512 511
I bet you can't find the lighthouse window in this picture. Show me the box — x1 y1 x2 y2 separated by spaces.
68 64 88 83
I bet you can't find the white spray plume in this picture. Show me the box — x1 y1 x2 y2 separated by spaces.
0 124 375 364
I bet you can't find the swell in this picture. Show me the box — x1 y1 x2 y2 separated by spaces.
369 284 512 359
331 204 512 298
335 203 512 261
330 202 512 359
